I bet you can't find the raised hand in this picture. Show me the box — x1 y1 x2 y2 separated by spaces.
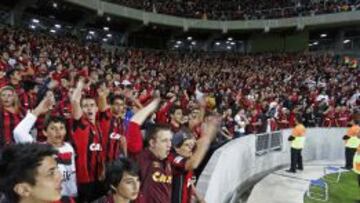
97 84 109 98
201 115 221 142
32 91 55 117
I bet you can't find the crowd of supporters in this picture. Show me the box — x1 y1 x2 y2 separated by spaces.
104 0 360 20
0 26 359 202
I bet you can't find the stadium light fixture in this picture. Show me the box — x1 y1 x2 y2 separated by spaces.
174 44 179 48
89 31 95 35
32 19 40 24
230 42 236 45
53 2 58 8
227 46 231 50
102 38 108 42
343 39 351 44
176 41 182 45
313 41 319 45
50 29 56 33
54 24 61 29
103 27 109 31
191 41 196 45
215 42 220 46
30 25 36 29
227 37 233 41
320 33 327 38
187 36 192 40
106 33 112 38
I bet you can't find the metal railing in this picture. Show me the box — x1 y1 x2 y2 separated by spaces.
255 131 283 156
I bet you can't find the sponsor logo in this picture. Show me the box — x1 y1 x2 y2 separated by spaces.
152 171 172 184
89 143 102 151
110 132 121 140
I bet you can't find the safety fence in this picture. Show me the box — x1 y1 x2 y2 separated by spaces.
255 131 283 156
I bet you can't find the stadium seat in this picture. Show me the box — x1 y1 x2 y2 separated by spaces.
323 166 342 183
306 179 328 202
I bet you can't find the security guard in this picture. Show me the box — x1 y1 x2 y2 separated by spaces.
354 144 360 187
343 120 360 170
286 115 306 173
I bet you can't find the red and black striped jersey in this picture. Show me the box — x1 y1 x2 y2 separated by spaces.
71 116 104 184
99 110 125 163
0 108 22 147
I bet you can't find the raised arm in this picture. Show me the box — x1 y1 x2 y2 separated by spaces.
14 92 54 143
97 84 110 112
127 98 161 156
71 78 85 120
130 98 160 125
185 116 220 171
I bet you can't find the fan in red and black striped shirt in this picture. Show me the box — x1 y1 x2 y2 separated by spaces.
70 78 106 202
98 94 127 163
0 86 23 147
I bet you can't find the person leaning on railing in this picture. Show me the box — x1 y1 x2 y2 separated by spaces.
286 114 306 173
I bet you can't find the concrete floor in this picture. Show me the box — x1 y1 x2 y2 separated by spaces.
246 160 344 203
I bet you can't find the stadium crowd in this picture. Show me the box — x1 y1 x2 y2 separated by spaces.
104 0 360 20
0 26 359 203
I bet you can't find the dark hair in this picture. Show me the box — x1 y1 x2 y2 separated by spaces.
110 95 125 105
172 128 194 148
43 116 67 131
0 143 58 202
169 105 182 115
6 68 20 79
105 158 139 194
144 124 171 147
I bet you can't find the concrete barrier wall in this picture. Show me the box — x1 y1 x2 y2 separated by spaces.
196 128 347 203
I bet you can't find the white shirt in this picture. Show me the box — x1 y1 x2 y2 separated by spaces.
234 114 246 133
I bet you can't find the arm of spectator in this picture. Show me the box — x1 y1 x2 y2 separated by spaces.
132 97 144 110
158 97 176 115
120 136 128 157
138 90 153 104
183 89 190 101
130 98 160 125
198 98 207 122
14 93 54 143
97 85 110 112
13 112 37 143
71 77 85 120
184 116 220 171
125 90 144 110
220 127 233 140
126 98 160 156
